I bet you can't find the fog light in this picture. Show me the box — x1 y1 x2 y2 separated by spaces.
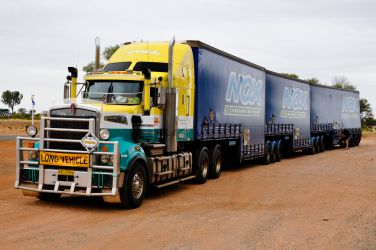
100 155 110 164
26 125 38 137
99 129 110 140
29 151 38 160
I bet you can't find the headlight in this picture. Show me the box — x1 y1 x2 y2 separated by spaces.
100 155 110 164
99 129 110 140
26 125 38 137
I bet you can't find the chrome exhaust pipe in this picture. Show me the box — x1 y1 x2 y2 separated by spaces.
165 36 177 152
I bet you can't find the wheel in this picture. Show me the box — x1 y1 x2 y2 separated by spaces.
348 136 354 147
315 138 320 153
354 135 360 146
319 136 325 152
263 142 271 165
275 140 282 162
120 161 147 209
310 138 317 154
209 145 222 179
270 142 277 163
37 192 61 201
194 147 209 184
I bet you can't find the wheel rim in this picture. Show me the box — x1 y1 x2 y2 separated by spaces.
202 158 209 177
215 157 221 173
131 172 144 199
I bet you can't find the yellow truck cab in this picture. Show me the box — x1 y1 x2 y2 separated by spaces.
15 40 202 208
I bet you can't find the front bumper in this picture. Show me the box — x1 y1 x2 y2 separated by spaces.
15 117 121 197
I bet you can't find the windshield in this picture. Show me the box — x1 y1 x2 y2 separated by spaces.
83 81 143 105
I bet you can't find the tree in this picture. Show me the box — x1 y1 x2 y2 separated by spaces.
281 73 299 80
306 77 320 85
18 108 27 115
103 45 120 60
332 76 357 91
360 98 374 128
1 90 23 114
82 44 120 73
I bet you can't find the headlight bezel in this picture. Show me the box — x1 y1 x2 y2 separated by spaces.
100 155 110 164
26 125 38 137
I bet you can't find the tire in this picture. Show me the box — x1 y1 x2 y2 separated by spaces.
263 142 271 165
354 135 360 146
37 192 61 201
348 136 354 147
310 138 317 155
119 161 147 209
319 136 325 152
275 140 282 162
194 147 209 184
315 138 320 153
209 145 222 179
270 142 277 163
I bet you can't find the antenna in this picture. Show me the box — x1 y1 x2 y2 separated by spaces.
147 40 150 71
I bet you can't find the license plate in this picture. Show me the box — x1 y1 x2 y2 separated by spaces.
58 169 74 176
39 152 90 167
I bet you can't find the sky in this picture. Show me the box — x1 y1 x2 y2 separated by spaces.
0 0 375 113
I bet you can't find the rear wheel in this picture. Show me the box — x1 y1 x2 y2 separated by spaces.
354 135 360 146
275 140 282 162
263 142 271 165
119 161 147 209
194 147 209 184
209 145 222 179
319 136 325 152
310 138 317 155
270 142 277 163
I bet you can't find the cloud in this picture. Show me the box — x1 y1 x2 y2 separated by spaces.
0 0 375 112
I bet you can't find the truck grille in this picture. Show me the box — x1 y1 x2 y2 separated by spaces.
43 108 98 152
48 116 96 151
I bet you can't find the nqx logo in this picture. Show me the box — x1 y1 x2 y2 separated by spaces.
225 72 262 106
282 87 308 111
342 97 359 113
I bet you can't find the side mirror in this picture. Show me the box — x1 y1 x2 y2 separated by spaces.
141 68 151 80
158 86 166 108
64 82 70 99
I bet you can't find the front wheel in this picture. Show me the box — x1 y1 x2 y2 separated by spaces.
120 162 147 209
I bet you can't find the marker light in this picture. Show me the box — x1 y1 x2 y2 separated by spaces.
99 129 110 140
29 151 38 160
26 125 38 137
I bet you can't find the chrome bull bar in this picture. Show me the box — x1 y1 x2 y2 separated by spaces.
15 117 121 197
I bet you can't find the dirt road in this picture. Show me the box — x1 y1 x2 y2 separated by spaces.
0 135 375 249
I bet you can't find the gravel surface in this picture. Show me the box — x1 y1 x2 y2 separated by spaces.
0 135 375 249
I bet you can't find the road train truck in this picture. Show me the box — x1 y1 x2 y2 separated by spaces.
15 39 361 208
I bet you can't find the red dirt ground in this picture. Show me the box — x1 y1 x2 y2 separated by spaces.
0 135 375 249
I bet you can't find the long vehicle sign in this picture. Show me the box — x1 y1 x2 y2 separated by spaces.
39 152 90 167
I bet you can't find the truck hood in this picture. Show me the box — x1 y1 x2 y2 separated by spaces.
50 98 142 115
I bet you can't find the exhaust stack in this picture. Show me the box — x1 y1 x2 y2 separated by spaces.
94 36 100 72
165 36 177 152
